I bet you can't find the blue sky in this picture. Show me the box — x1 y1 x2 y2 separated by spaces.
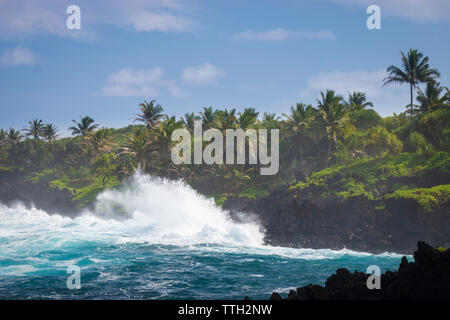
0 0 449 134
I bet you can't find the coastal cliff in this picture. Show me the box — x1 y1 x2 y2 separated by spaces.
224 188 450 253
223 153 450 254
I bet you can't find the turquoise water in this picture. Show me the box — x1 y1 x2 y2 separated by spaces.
0 174 407 300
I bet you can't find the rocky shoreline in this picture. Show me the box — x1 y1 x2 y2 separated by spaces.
270 241 450 300
0 170 78 216
224 187 450 254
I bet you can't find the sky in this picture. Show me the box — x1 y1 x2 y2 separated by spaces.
0 0 449 134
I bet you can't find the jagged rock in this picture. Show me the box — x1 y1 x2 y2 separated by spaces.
270 241 450 300
270 292 282 300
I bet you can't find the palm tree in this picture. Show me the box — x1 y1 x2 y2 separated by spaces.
383 49 440 118
69 116 99 137
261 112 279 130
317 90 349 161
153 116 184 169
6 128 22 143
282 103 317 164
86 128 113 155
41 124 59 142
345 91 374 111
283 103 317 130
200 107 217 129
121 127 152 170
415 82 450 114
182 112 201 132
0 128 6 143
215 109 238 130
237 108 259 129
23 119 43 140
134 100 165 129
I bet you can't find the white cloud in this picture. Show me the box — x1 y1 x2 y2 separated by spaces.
101 67 186 97
101 84 159 97
299 69 410 116
0 47 38 66
107 67 164 85
0 0 195 38
182 62 225 84
233 28 336 41
127 11 194 32
330 0 450 22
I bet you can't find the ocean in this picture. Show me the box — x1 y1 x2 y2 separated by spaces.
0 173 408 299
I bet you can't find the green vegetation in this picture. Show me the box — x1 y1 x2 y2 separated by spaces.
290 152 450 203
0 49 449 211
385 185 450 212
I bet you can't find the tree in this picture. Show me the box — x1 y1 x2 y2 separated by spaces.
152 116 184 174
317 90 349 161
283 103 317 165
121 127 152 171
0 129 6 145
415 82 450 114
215 109 237 130
134 100 165 129
6 128 23 144
23 119 43 140
383 49 440 118
345 91 373 111
346 126 403 158
41 124 59 142
283 103 317 131
69 116 99 137
86 128 113 156
92 153 117 188
238 108 259 129
200 107 217 129
153 116 184 156
182 112 201 132
261 113 279 130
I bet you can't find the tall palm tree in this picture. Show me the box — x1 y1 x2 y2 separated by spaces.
383 49 440 118
415 82 450 114
41 124 59 142
317 90 348 160
23 119 43 140
345 91 374 111
134 100 165 129
69 116 99 137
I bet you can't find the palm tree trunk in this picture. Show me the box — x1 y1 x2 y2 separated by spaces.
410 83 413 119
327 139 332 164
